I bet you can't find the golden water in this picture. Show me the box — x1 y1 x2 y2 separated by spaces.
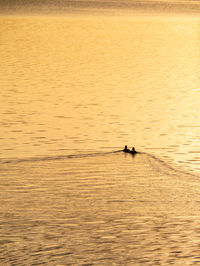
1 14 200 170
1 13 200 265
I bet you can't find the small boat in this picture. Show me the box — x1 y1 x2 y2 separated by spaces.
123 145 137 154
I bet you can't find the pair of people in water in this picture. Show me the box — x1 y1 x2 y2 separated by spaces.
123 145 136 154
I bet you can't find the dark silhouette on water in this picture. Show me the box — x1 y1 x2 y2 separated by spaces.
123 145 130 152
123 145 137 154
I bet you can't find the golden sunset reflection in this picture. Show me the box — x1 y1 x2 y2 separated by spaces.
1 14 200 169
1 5 200 265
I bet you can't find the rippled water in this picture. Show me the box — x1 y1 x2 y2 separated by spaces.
1 13 200 265
2 152 200 265
1 14 200 171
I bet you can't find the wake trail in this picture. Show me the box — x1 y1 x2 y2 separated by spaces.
0 150 198 178
0 150 122 165
141 151 198 178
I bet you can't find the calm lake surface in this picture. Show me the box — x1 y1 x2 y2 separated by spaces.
1 13 200 265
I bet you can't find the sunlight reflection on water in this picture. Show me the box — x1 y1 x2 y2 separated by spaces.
0 14 200 173
1 12 200 264
1 152 200 264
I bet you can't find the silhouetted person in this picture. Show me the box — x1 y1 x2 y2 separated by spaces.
123 145 130 152
130 147 136 154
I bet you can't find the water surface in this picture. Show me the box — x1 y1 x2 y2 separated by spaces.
1 12 200 265
1 14 200 171
1 151 200 265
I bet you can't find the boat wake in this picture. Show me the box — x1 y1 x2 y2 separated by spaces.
0 149 197 178
0 150 122 164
